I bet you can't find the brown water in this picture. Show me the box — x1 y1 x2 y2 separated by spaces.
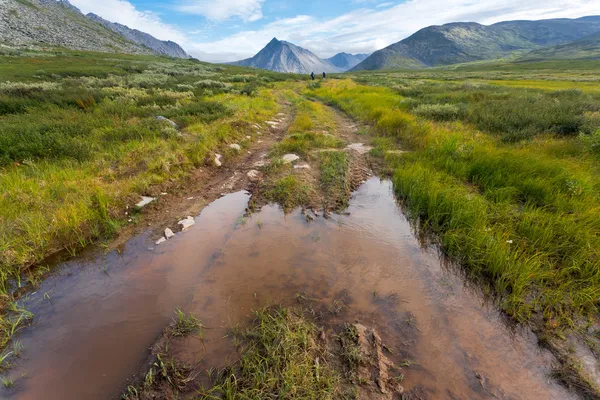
6 178 573 399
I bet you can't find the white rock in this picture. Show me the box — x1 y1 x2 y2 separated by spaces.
252 160 266 168
164 228 175 239
155 237 167 245
178 216 196 231
346 143 373 155
247 170 261 182
277 113 285 116
246 135 251 139
229 143 241 151
214 154 223 167
282 154 300 164
294 163 311 170
266 121 279 126
156 116 178 129
135 196 155 209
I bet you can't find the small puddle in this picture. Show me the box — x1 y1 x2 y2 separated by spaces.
6 179 573 399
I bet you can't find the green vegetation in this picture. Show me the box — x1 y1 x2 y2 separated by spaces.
202 307 338 399
0 49 298 356
310 76 600 328
319 152 350 209
265 176 310 211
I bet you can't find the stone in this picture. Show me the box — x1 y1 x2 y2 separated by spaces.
247 170 261 182
229 143 241 151
266 121 279 126
156 116 178 129
155 237 167 245
135 196 155 209
252 160 266 168
178 216 195 231
164 228 175 239
214 154 223 167
246 135 251 139
282 154 300 164
294 163 311 170
346 143 373 155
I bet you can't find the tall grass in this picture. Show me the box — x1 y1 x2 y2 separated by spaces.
310 79 600 326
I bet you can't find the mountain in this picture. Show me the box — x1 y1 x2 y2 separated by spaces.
352 16 600 71
326 53 370 71
0 0 188 58
520 31 600 61
232 38 342 74
87 13 189 59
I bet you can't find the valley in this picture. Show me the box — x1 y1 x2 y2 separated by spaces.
1 1 600 398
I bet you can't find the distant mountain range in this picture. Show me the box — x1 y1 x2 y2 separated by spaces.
352 16 600 71
0 0 189 58
231 38 343 74
326 52 370 70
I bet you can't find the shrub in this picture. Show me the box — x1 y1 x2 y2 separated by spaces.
413 103 466 121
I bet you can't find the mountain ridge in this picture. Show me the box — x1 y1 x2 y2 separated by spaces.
352 16 600 71
326 52 370 71
87 13 189 59
231 38 342 74
0 0 188 58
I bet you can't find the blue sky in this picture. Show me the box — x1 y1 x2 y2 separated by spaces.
69 0 600 62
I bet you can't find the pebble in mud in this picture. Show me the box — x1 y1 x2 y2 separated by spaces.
247 170 261 182
135 196 155 209
294 163 311 170
229 143 241 151
155 237 166 245
214 154 223 167
164 228 175 239
178 216 195 231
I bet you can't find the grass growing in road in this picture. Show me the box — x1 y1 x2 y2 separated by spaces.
202 307 339 399
0 49 296 357
319 152 350 209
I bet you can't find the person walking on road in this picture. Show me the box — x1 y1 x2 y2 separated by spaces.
311 72 315 80
322 72 327 79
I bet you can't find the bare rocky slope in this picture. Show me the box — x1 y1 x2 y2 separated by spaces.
86 13 189 58
0 0 188 58
352 16 600 70
232 38 342 74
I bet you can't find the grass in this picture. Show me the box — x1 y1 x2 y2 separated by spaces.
265 175 310 211
0 49 300 360
172 308 203 338
201 306 339 399
309 78 600 327
319 152 350 209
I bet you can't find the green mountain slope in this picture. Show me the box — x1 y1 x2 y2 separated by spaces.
352 16 600 71
520 31 600 61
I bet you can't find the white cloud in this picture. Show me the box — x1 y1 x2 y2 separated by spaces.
175 0 264 22
69 0 187 44
188 0 600 62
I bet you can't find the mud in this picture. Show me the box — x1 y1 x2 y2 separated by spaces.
4 178 575 400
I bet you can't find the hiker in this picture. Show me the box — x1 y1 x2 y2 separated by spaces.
311 72 315 80
322 72 327 79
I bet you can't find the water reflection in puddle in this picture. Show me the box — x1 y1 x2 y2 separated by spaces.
7 179 572 399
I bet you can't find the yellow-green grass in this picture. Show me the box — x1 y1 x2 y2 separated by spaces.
310 79 600 327
486 79 600 92
0 51 291 356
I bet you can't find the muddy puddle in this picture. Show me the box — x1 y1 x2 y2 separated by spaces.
5 178 574 399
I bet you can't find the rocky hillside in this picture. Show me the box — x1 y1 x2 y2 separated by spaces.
521 31 600 61
326 52 370 71
87 13 189 58
352 16 600 70
0 0 188 58
232 38 342 74
0 0 150 54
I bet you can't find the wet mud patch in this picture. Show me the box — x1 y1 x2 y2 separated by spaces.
6 179 578 399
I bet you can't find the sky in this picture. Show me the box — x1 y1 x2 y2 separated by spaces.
67 0 600 62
